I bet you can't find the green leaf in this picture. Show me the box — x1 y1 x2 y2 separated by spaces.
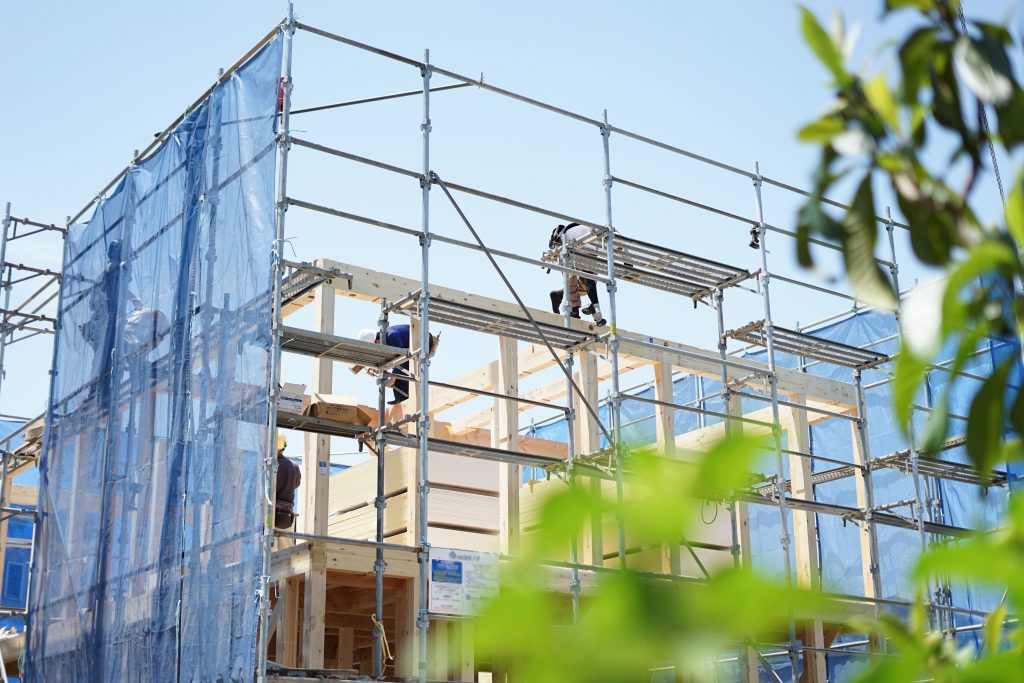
893 343 929 430
893 179 957 266
983 603 1007 655
841 175 897 308
885 0 934 10
996 88 1024 149
865 74 899 130
798 116 844 143
898 27 938 104
953 36 1013 105
800 7 848 85
1006 172 1024 248
918 392 949 455
966 357 1012 479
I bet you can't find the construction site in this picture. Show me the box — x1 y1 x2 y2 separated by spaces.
0 9 1018 683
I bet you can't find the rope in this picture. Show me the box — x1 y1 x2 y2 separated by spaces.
372 612 394 662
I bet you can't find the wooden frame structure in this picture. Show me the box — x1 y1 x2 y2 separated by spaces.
4 13 1013 683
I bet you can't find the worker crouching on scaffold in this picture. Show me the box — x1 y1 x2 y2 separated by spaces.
544 222 607 327
351 324 440 423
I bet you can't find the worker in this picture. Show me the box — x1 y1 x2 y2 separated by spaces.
352 325 439 406
546 222 606 326
274 431 301 530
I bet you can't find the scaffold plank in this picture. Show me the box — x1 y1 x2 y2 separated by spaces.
277 411 371 440
395 294 595 349
566 231 754 299
725 320 889 370
280 326 405 368
381 431 564 470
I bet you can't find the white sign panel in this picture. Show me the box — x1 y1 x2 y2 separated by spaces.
428 547 499 616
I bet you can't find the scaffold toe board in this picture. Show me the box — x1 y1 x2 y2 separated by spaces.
395 294 596 348
276 411 372 439
871 450 1008 487
280 325 406 367
566 232 753 299
724 319 889 369
381 431 565 470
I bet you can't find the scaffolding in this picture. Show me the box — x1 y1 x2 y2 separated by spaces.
10 9 1018 683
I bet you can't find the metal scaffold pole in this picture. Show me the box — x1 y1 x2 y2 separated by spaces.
714 287 750 683
416 48 433 683
0 203 11 406
599 110 627 568
885 207 933 630
560 245 581 622
257 6 295 682
750 162 800 678
374 299 390 678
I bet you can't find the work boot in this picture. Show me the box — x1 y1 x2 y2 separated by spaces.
570 307 581 319
549 289 563 314
590 305 606 327
581 303 596 316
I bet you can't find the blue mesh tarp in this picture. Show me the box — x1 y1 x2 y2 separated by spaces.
26 35 282 682
531 308 1017 677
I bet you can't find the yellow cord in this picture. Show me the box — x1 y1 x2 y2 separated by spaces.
371 613 394 662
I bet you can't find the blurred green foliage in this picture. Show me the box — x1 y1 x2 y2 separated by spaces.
468 1 1023 680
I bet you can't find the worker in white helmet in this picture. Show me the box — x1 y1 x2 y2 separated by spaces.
351 325 439 406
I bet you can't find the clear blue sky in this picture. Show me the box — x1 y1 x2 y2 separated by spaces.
0 1 1017 434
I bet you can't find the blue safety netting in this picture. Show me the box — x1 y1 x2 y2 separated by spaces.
26 34 282 683
529 308 1019 681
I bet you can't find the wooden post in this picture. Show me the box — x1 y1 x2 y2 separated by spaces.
495 336 520 555
577 350 603 566
277 575 301 666
850 421 881 601
727 394 758 683
300 284 333 667
303 545 328 667
457 621 475 682
653 362 681 575
787 396 827 683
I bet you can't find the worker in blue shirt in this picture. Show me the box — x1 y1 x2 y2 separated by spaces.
354 325 439 406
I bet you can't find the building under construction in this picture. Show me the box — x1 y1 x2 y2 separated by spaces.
0 10 1017 683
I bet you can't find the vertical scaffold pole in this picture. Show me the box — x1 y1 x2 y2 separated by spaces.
257 7 295 683
599 110 627 567
885 207 933 629
714 287 749 683
374 299 390 678
852 371 884 600
560 245 581 622
416 48 433 683
0 203 12 407
751 163 800 677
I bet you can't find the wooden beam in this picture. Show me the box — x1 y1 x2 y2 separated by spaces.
495 337 520 555
448 354 648 435
427 342 563 417
298 258 856 409
615 332 855 409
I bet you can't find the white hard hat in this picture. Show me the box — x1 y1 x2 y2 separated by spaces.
358 328 378 344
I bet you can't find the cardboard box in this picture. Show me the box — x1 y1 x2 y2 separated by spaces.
279 382 308 414
304 393 374 425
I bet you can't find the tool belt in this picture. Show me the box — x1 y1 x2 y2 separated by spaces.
274 499 296 530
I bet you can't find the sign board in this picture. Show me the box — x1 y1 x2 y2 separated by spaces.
428 547 499 616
